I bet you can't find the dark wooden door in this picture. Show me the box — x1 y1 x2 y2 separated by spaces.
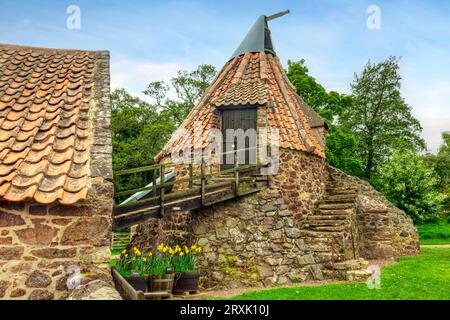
221 108 257 169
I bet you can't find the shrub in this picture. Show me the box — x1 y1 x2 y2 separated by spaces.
374 150 446 223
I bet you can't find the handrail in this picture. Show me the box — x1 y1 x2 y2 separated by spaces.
113 146 270 218
113 146 260 176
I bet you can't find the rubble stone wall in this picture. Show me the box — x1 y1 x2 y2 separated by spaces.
0 180 117 300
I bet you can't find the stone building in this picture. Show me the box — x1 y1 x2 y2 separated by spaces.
133 16 419 289
0 44 119 299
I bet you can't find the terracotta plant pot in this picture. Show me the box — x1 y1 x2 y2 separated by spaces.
148 273 175 292
125 273 148 292
173 270 200 293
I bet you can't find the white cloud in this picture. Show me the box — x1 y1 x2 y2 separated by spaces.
403 78 450 153
110 59 185 100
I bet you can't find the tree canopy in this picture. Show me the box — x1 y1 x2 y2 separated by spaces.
341 56 425 180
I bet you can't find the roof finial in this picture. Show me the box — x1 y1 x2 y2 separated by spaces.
266 10 290 21
230 10 290 59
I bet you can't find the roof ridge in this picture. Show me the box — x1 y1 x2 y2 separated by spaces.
0 43 106 54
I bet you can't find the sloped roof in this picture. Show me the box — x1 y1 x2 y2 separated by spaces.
0 44 111 204
156 51 326 161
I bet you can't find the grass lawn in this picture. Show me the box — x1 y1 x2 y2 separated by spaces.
417 221 450 245
229 248 450 300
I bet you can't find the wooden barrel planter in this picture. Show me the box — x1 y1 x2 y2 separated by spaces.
173 270 200 294
125 273 148 292
148 274 175 292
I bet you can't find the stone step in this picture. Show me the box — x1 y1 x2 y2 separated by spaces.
345 269 373 281
326 188 358 195
307 215 349 221
318 203 355 210
323 194 357 202
333 259 369 271
308 225 346 232
315 209 353 216
315 252 346 263
299 230 345 239
320 198 356 204
304 220 349 228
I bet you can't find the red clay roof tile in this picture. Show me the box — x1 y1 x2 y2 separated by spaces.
0 43 110 204
156 52 326 161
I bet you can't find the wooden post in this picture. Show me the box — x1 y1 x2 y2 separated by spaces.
152 167 157 195
188 163 193 189
234 148 239 196
159 164 165 218
200 158 206 205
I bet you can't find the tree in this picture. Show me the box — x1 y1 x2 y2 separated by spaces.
425 132 450 217
143 64 217 125
111 65 217 198
374 149 446 223
286 59 364 176
342 56 425 180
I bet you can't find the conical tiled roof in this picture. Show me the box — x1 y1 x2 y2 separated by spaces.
156 16 326 161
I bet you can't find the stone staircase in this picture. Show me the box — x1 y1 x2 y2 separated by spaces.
300 185 373 281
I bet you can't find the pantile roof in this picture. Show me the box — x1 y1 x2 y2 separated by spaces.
0 44 111 204
156 51 326 161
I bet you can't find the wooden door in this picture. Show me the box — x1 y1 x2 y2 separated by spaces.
221 107 257 169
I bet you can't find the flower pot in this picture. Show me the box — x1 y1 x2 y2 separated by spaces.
173 270 200 293
125 273 148 292
148 274 175 292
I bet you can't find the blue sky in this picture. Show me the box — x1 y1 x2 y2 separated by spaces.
0 0 449 152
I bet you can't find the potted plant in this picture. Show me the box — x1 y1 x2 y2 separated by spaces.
170 244 202 293
145 245 174 292
116 247 148 292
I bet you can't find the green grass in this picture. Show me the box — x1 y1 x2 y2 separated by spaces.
229 248 450 300
417 221 450 245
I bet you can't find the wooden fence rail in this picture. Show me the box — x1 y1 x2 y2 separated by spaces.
112 147 269 229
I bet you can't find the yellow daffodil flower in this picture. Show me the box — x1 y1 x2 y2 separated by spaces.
179 252 184 256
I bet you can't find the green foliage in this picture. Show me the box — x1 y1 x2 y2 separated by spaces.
228 248 450 300
342 56 425 180
326 125 364 177
112 65 217 199
112 88 173 195
425 132 450 217
143 64 217 126
286 59 363 176
417 221 450 245
374 149 446 223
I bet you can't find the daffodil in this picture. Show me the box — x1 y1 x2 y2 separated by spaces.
157 243 164 251
148 252 153 257
179 252 184 256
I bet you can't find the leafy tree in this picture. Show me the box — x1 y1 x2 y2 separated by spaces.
342 56 425 180
111 65 217 199
143 64 217 125
374 149 446 223
286 59 364 176
425 132 450 217
111 88 175 195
